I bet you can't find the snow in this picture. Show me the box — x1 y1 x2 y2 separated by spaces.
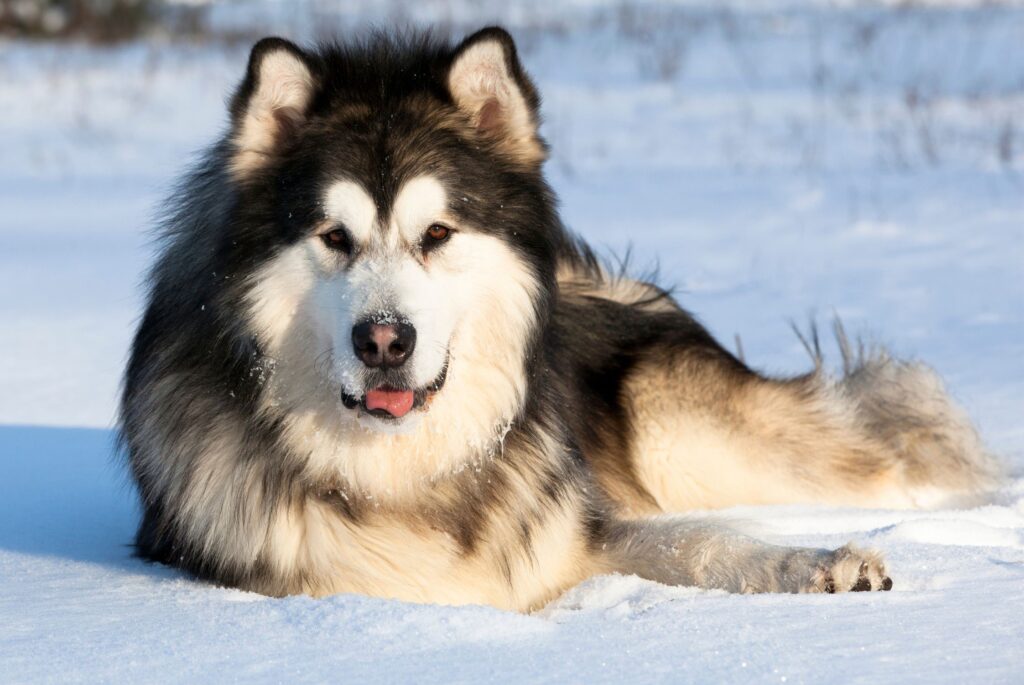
3 425 1023 682
1 1 1022 682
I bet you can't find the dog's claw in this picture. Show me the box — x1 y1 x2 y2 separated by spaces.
809 544 891 593
851 576 872 592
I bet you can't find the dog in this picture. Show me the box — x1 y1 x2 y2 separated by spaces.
120 27 1001 611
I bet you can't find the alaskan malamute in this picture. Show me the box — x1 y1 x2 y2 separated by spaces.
121 28 1000 610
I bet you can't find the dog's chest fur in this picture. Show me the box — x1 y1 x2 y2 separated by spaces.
258 424 594 611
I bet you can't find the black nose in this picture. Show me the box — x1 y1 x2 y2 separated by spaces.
351 320 417 369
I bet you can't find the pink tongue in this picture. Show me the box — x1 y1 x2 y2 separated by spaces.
364 388 415 418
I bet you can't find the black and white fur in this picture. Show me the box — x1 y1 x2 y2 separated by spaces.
121 28 1001 611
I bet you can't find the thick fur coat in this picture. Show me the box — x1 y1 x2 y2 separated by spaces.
121 28 1001 611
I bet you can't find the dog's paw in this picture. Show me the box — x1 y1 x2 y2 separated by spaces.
808 544 893 593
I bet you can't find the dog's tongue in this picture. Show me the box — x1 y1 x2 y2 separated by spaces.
364 388 415 418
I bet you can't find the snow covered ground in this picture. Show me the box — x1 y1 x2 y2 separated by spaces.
1 1 1022 682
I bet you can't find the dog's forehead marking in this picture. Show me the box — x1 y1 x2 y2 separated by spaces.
391 175 449 245
323 179 377 244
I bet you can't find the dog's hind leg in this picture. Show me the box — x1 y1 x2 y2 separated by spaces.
620 326 1002 512
595 516 892 594
555 268 1000 511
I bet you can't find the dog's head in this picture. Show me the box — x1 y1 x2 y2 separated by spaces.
221 29 558 436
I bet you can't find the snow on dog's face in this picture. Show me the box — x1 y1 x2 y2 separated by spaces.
285 173 536 433
316 176 455 425
230 31 556 437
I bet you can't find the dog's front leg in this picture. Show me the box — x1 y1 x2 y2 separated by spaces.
596 517 892 594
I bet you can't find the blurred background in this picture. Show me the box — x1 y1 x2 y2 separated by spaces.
0 0 1021 453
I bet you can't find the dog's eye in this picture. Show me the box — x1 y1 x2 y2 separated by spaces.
321 226 353 255
423 224 452 252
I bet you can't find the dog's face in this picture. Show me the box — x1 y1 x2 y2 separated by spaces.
230 31 556 434
292 171 530 432
313 174 463 423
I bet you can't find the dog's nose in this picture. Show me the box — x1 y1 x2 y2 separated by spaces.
351 320 417 369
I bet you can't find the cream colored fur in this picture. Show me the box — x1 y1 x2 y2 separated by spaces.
448 38 545 164
261 430 593 611
231 49 315 176
620 348 1002 513
557 261 678 313
552 258 1002 513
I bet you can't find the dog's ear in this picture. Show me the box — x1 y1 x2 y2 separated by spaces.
447 27 546 166
229 37 316 177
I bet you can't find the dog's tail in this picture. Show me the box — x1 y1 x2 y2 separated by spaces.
795 319 1003 506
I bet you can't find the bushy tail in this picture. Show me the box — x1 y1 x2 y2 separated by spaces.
802 320 1003 505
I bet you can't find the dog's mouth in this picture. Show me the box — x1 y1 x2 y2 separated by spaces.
340 362 449 420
